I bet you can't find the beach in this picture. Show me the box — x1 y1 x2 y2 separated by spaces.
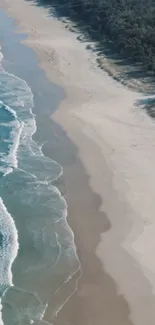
1 0 155 324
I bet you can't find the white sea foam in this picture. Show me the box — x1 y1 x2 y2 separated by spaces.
0 53 35 175
0 197 18 293
0 61 63 180
6 120 24 169
0 47 3 65
0 101 24 173
0 100 18 119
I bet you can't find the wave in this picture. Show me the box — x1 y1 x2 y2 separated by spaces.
0 197 18 295
0 46 3 64
0 66 63 179
0 44 80 324
0 101 24 175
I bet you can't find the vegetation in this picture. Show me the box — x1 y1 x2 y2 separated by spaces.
36 0 155 74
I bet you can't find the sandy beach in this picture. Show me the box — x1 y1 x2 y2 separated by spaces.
1 0 155 324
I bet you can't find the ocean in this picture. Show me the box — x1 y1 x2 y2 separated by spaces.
0 10 80 325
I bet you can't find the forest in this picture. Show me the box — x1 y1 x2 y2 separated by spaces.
35 0 155 74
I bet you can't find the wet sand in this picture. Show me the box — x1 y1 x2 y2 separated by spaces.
1 1 155 325
54 146 133 325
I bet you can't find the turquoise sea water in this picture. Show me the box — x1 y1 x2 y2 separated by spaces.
0 10 80 325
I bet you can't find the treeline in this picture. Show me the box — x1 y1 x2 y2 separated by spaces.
38 0 155 73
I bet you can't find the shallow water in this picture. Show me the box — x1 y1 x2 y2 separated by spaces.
0 9 80 325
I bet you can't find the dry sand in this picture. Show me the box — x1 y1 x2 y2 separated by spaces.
1 0 155 324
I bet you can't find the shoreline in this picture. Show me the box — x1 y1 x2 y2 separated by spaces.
1 1 155 325
0 9 81 322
